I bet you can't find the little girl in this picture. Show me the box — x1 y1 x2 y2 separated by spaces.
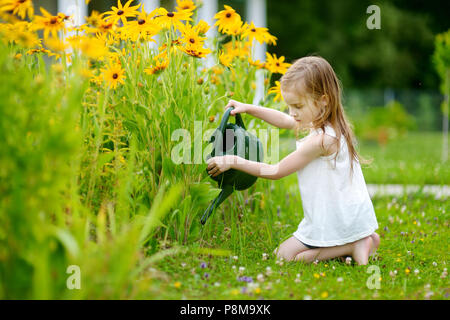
206 56 379 265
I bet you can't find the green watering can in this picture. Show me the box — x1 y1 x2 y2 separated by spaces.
201 106 264 225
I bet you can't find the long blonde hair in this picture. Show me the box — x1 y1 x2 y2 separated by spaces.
280 55 372 179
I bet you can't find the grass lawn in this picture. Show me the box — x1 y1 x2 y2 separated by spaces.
142 130 449 300
277 131 449 185
150 193 448 300
359 131 449 185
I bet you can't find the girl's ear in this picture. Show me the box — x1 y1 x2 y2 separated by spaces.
320 94 329 107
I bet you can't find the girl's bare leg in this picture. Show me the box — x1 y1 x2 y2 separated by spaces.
273 236 310 261
294 236 374 265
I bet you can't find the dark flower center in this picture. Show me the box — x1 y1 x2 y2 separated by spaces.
276 63 280 66
189 38 195 43
167 12 175 17
50 17 58 24
138 19 145 25
117 10 124 15
226 13 231 18
112 73 118 79
251 28 256 32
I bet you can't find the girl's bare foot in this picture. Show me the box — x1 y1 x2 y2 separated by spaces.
369 232 380 257
338 233 380 263
351 236 373 265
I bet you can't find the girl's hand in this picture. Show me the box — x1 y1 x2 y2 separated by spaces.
225 100 251 116
206 155 236 177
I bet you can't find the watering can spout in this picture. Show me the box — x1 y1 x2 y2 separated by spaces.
200 184 234 225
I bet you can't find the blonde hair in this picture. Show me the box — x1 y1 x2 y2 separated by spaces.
280 55 372 179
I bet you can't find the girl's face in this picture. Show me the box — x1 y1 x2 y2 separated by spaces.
282 89 324 129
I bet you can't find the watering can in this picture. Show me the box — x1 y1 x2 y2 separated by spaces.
201 106 264 225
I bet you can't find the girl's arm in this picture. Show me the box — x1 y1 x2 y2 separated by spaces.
247 104 297 129
207 134 335 180
226 100 296 129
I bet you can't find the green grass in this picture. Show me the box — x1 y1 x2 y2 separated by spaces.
359 131 449 185
279 131 449 185
143 131 450 300
149 193 449 300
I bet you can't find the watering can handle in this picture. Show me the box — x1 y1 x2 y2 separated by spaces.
218 107 246 133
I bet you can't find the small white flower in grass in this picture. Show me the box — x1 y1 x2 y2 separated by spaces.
294 278 301 283
432 261 437 267
232 265 236 270
214 282 221 287
265 266 272 276
441 271 448 279
332 266 335 270
232 255 239 260
313 259 319 265
345 257 352 265
238 266 245 275
181 262 186 268
414 269 419 275
257 273 264 282
337 277 343 282
303 295 312 300
262 253 268 260
389 271 396 278
401 205 406 213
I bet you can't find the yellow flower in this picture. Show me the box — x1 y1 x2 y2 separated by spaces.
125 6 161 41
211 65 224 75
219 51 233 68
194 20 210 35
2 22 41 48
86 10 106 28
33 7 66 39
101 62 126 89
104 0 141 26
268 81 283 102
174 281 182 288
153 7 192 30
254 287 261 294
178 45 212 59
176 0 196 12
45 37 69 53
265 52 291 74
214 5 242 35
230 289 239 296
179 23 206 47
0 0 34 20
144 58 169 75
321 291 329 298
241 21 277 45
248 58 265 69
405 268 411 274
68 36 109 60
313 273 320 279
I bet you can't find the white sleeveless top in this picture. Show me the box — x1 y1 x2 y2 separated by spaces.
293 125 378 247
